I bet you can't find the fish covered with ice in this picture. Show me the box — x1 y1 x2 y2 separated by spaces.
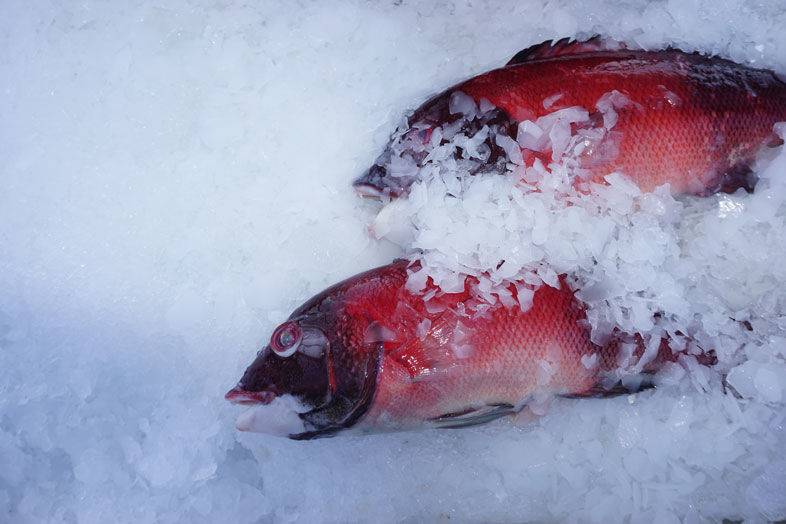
226 260 705 439
226 37 784 439
354 37 786 200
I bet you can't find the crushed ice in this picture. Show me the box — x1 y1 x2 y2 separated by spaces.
3 1 786 522
371 89 786 392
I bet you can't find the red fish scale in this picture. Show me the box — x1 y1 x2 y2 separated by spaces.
331 261 619 431
459 51 786 195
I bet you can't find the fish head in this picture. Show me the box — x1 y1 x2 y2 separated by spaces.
226 265 402 438
353 91 452 200
353 89 515 200
225 320 332 410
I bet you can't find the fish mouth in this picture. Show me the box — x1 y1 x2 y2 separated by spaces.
353 164 407 200
225 386 276 406
353 163 387 196
353 182 386 200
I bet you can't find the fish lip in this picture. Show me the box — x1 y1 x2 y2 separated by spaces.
353 182 386 200
353 164 404 200
225 386 276 406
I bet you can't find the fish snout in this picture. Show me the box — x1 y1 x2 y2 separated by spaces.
353 163 389 200
225 386 276 406
354 181 386 200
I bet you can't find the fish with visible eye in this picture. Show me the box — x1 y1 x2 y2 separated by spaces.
226 260 709 439
226 37 782 439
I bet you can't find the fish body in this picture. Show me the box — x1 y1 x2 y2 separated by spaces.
227 260 675 439
354 38 786 199
226 38 778 438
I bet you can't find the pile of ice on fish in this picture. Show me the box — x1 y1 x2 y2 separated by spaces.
228 39 786 443
368 91 786 397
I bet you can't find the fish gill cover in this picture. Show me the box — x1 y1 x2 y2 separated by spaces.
1 1 786 523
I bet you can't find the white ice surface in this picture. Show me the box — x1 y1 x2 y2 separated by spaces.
2 1 786 523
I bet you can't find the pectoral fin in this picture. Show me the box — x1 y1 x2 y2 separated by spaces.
429 403 516 429
561 373 657 399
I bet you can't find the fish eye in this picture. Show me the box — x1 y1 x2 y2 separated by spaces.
270 322 301 357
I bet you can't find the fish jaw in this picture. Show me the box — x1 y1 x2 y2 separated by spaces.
353 164 407 201
354 182 387 200
224 386 276 406
225 385 314 436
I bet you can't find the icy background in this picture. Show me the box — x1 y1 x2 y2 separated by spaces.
2 1 786 522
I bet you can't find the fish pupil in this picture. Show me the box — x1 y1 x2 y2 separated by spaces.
279 329 294 347
272 322 301 354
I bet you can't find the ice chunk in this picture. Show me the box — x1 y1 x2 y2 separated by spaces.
595 90 641 130
754 366 785 403
449 91 478 119
234 395 308 436
746 459 786 520
581 353 599 370
535 357 557 386
517 120 547 151
728 359 786 403
495 133 524 165
542 93 564 110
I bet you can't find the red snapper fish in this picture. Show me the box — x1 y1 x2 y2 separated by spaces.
227 38 784 439
226 260 695 439
354 37 786 200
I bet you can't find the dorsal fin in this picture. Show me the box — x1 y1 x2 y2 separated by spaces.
506 36 626 66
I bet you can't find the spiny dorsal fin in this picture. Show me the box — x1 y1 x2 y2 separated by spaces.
507 36 627 66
